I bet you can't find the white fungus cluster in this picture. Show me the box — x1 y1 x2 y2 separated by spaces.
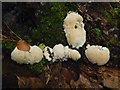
11 11 110 66
63 11 110 65
85 44 110 65
11 45 43 64
63 11 86 49
43 44 81 62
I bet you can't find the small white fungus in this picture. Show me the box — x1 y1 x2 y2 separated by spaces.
53 44 65 60
43 46 53 61
44 44 81 62
64 46 71 58
85 44 110 65
64 46 81 61
52 44 81 61
69 49 81 61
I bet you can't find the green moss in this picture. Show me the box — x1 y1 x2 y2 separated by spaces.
111 53 119 59
3 3 77 49
38 43 46 50
103 6 120 27
104 36 120 47
2 40 16 50
31 3 77 47
27 58 46 74
94 28 102 37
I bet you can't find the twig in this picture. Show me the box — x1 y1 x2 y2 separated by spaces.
3 39 17 42
3 22 22 40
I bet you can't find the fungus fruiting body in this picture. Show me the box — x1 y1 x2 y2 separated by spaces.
63 11 86 49
69 49 81 61
43 46 53 61
44 44 81 62
53 44 65 60
64 46 81 61
85 44 110 65
11 40 43 64
64 46 71 58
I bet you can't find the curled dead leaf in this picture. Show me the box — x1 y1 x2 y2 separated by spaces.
17 39 30 51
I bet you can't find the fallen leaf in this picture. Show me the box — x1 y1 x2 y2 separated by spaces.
17 39 30 51
17 76 44 88
98 67 120 88
62 68 73 84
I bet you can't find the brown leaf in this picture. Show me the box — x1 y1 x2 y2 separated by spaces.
74 73 101 88
100 16 109 26
17 76 44 88
17 39 30 51
62 68 73 84
98 67 120 88
90 12 98 19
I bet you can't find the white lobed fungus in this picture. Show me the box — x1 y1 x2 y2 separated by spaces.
69 49 81 61
64 46 71 58
64 46 81 61
44 44 81 62
11 40 43 64
53 44 65 60
85 44 110 65
63 11 86 49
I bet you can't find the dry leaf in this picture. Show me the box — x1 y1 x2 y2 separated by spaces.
98 67 120 88
17 39 30 51
62 68 73 84
17 76 44 88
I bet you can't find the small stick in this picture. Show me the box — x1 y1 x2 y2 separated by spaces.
3 22 22 40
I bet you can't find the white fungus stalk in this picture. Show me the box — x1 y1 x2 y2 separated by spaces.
63 11 86 49
85 44 110 65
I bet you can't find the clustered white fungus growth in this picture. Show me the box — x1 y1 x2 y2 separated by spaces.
11 45 43 64
43 44 81 62
85 44 110 65
63 11 110 65
63 11 86 49
11 11 110 66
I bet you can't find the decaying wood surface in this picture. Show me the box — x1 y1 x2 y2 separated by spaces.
15 63 120 89
2 47 120 89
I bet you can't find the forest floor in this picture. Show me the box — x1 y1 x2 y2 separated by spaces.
2 2 120 89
